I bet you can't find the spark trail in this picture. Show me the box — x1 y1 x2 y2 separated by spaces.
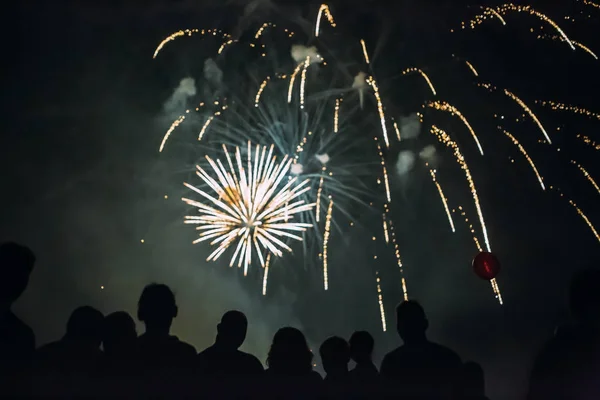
501 128 545 190
429 169 456 232
427 101 484 155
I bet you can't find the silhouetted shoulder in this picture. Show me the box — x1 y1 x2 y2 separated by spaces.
1 311 35 358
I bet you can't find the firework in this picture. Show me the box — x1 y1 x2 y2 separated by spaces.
376 271 387 332
501 128 545 190
465 61 480 77
315 4 336 37
571 160 600 195
429 169 456 232
402 68 437 96
360 39 371 64
427 101 484 155
367 76 390 147
322 198 333 290
535 100 600 121
537 34 598 60
182 143 314 275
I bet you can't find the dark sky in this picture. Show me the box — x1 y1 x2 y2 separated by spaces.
2 1 599 399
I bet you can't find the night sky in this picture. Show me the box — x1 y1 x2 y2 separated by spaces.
2 1 599 399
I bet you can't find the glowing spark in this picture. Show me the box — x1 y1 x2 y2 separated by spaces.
376 272 387 332
300 57 310 109
486 7 507 25
334 98 341 133
429 169 456 232
218 39 235 54
360 39 370 64
393 121 401 141
537 34 598 59
376 142 391 202
502 128 545 190
465 61 479 76
571 160 600 195
153 29 199 58
367 76 390 147
255 22 270 39
576 134 600 150
568 200 600 242
159 115 185 152
315 167 327 222
262 253 271 295
323 198 333 290
427 101 484 155
255 77 270 107
386 216 409 301
431 126 492 252
182 143 314 276
582 0 600 9
287 63 303 103
315 4 336 37
402 68 437 96
504 89 551 144
198 116 215 141
535 100 600 121
382 213 390 243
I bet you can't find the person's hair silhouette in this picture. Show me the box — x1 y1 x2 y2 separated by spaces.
349 331 374 364
0 242 35 308
137 283 178 335
65 306 105 349
103 311 137 356
267 327 314 375
396 300 428 344
216 310 247 350
319 336 350 380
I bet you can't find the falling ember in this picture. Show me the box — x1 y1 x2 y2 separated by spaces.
429 169 456 232
377 142 391 202
367 76 390 147
182 143 314 276
153 29 199 58
402 68 437 96
300 56 310 109
571 160 600 195
323 198 334 290
255 22 270 39
262 253 271 295
382 213 390 243
567 199 600 243
535 100 600 121
485 7 507 25
198 116 215 141
315 167 326 222
218 39 235 54
376 273 387 332
287 63 304 103
255 77 270 107
537 34 598 60
503 89 551 144
360 39 370 64
334 98 341 133
501 129 545 190
387 217 409 300
315 4 336 37
431 125 492 252
427 101 484 155
159 115 185 152
465 61 479 76
393 121 401 141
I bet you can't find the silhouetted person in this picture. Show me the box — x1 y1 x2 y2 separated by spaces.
381 300 462 399
35 306 104 396
460 362 489 400
320 336 351 398
528 269 600 400
103 311 137 358
349 331 379 382
265 327 322 399
0 242 35 394
135 284 196 368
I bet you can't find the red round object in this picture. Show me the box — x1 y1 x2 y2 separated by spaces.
472 251 500 280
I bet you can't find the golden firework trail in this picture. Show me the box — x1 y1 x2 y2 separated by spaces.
431 126 492 253
465 61 479 76
503 89 552 144
571 160 600 195
535 100 600 121
501 128 545 190
255 22 272 39
323 198 334 290
367 76 390 147
376 142 391 202
463 6 506 28
393 120 401 141
537 34 598 60
287 63 304 103
255 77 270 107
334 98 342 133
402 68 437 96
262 253 271 295
382 213 390 243
300 56 310 109
427 101 484 155
153 29 198 58
315 166 327 222
218 39 235 54
576 134 600 150
429 169 456 232
182 143 314 276
360 39 370 64
376 272 387 332
315 4 336 37
386 213 409 301
549 187 600 243
159 115 185 152
582 0 600 10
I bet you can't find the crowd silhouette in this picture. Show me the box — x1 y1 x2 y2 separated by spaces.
1 241 598 399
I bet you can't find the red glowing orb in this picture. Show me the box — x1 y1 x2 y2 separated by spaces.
472 251 500 280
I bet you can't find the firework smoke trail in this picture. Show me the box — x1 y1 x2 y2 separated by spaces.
262 253 271 295
571 161 600 195
360 39 371 64
501 128 545 190
429 169 456 232
376 271 387 331
427 101 484 155
322 198 333 290
431 125 492 253
255 77 270 107
537 34 598 60
535 100 600 121
367 76 390 147
315 4 336 37
402 68 437 96
549 187 600 243
159 115 185 152
182 143 315 275
465 61 479 77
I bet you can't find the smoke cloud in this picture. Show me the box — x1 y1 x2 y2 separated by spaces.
395 150 416 175
163 77 197 114
398 113 422 141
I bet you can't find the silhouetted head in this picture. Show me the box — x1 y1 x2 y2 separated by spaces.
216 310 247 349
462 361 485 396
349 331 374 364
65 306 104 349
267 327 313 375
319 336 350 375
569 269 600 328
103 311 137 356
0 242 35 307
137 283 178 333
396 300 428 343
